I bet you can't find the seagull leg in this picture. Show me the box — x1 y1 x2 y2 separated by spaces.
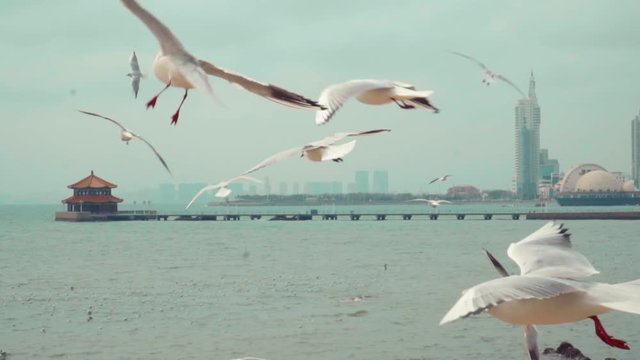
524 325 540 360
589 315 630 350
391 98 415 109
170 89 189 125
146 81 171 109
332 158 343 163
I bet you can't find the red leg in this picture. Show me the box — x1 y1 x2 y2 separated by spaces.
170 89 189 125
146 82 172 109
589 316 630 350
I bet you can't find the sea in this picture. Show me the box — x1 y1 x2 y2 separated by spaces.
1 203 639 360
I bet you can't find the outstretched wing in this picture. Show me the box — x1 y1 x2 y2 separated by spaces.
507 222 599 278
186 183 222 209
131 77 140 98
199 60 322 110
315 79 395 125
439 276 584 325
495 74 526 98
244 146 303 175
77 110 127 131
448 50 488 70
120 0 186 54
133 134 173 176
129 51 141 73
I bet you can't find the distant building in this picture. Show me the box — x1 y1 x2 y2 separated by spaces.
632 109 640 188
178 183 206 204
158 183 176 203
292 182 300 195
556 163 640 206
515 71 541 200
372 170 389 193
61 171 123 213
228 183 245 197
539 149 559 181
355 170 369 193
279 182 288 195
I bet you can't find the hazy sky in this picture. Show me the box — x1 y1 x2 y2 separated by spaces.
1 1 639 203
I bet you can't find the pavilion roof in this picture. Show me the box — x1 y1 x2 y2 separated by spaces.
62 194 124 204
67 171 118 189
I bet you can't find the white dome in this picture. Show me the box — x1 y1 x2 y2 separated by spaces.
574 170 621 192
623 179 639 192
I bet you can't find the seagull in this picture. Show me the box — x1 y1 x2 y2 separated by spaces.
77 110 172 176
126 51 144 98
121 0 322 125
120 0 219 125
440 222 640 359
315 79 439 125
186 175 262 209
448 51 526 98
244 129 391 175
408 198 452 208
429 174 451 184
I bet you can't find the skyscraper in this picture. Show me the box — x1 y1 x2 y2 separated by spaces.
633 109 640 188
515 72 541 200
354 170 369 193
372 170 389 193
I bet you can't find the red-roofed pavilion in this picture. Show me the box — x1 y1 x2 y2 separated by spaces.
62 171 123 213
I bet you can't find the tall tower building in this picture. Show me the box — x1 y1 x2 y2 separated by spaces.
372 170 389 193
514 71 541 200
633 109 640 188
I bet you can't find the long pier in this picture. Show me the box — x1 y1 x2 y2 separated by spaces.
55 210 640 222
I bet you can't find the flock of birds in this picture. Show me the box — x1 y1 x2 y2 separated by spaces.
75 1 640 359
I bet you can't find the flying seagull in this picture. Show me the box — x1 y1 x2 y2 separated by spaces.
120 0 219 125
126 51 144 98
441 222 639 359
429 174 451 184
77 110 172 176
407 199 452 208
315 79 439 125
120 0 322 125
244 129 391 175
186 175 262 209
448 51 526 98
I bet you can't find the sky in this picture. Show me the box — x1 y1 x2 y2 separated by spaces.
1 0 639 203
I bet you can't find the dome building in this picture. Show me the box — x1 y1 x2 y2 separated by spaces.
555 164 640 206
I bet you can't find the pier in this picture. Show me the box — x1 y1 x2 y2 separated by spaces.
55 210 640 221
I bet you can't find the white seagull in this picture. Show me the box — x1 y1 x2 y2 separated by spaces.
78 110 172 176
120 0 322 125
315 79 439 125
440 222 640 360
186 175 262 209
126 51 144 99
408 199 452 208
448 50 526 98
429 174 451 184
244 129 391 175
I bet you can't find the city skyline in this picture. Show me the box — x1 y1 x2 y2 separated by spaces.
514 72 541 199
1 2 639 204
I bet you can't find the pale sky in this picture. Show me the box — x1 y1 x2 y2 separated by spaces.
1 1 639 203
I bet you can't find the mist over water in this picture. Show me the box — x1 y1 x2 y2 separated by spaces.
1 204 639 359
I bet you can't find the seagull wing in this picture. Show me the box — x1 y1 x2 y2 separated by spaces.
447 51 489 70
315 79 395 125
120 0 186 54
228 175 263 185
169 54 219 105
408 198 430 203
507 222 599 278
428 177 440 184
495 74 526 98
244 146 303 175
439 275 584 325
130 51 141 73
78 110 127 132
131 76 140 98
186 183 223 209
199 60 322 110
131 134 173 176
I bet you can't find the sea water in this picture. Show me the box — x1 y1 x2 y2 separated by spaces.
1 204 639 360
